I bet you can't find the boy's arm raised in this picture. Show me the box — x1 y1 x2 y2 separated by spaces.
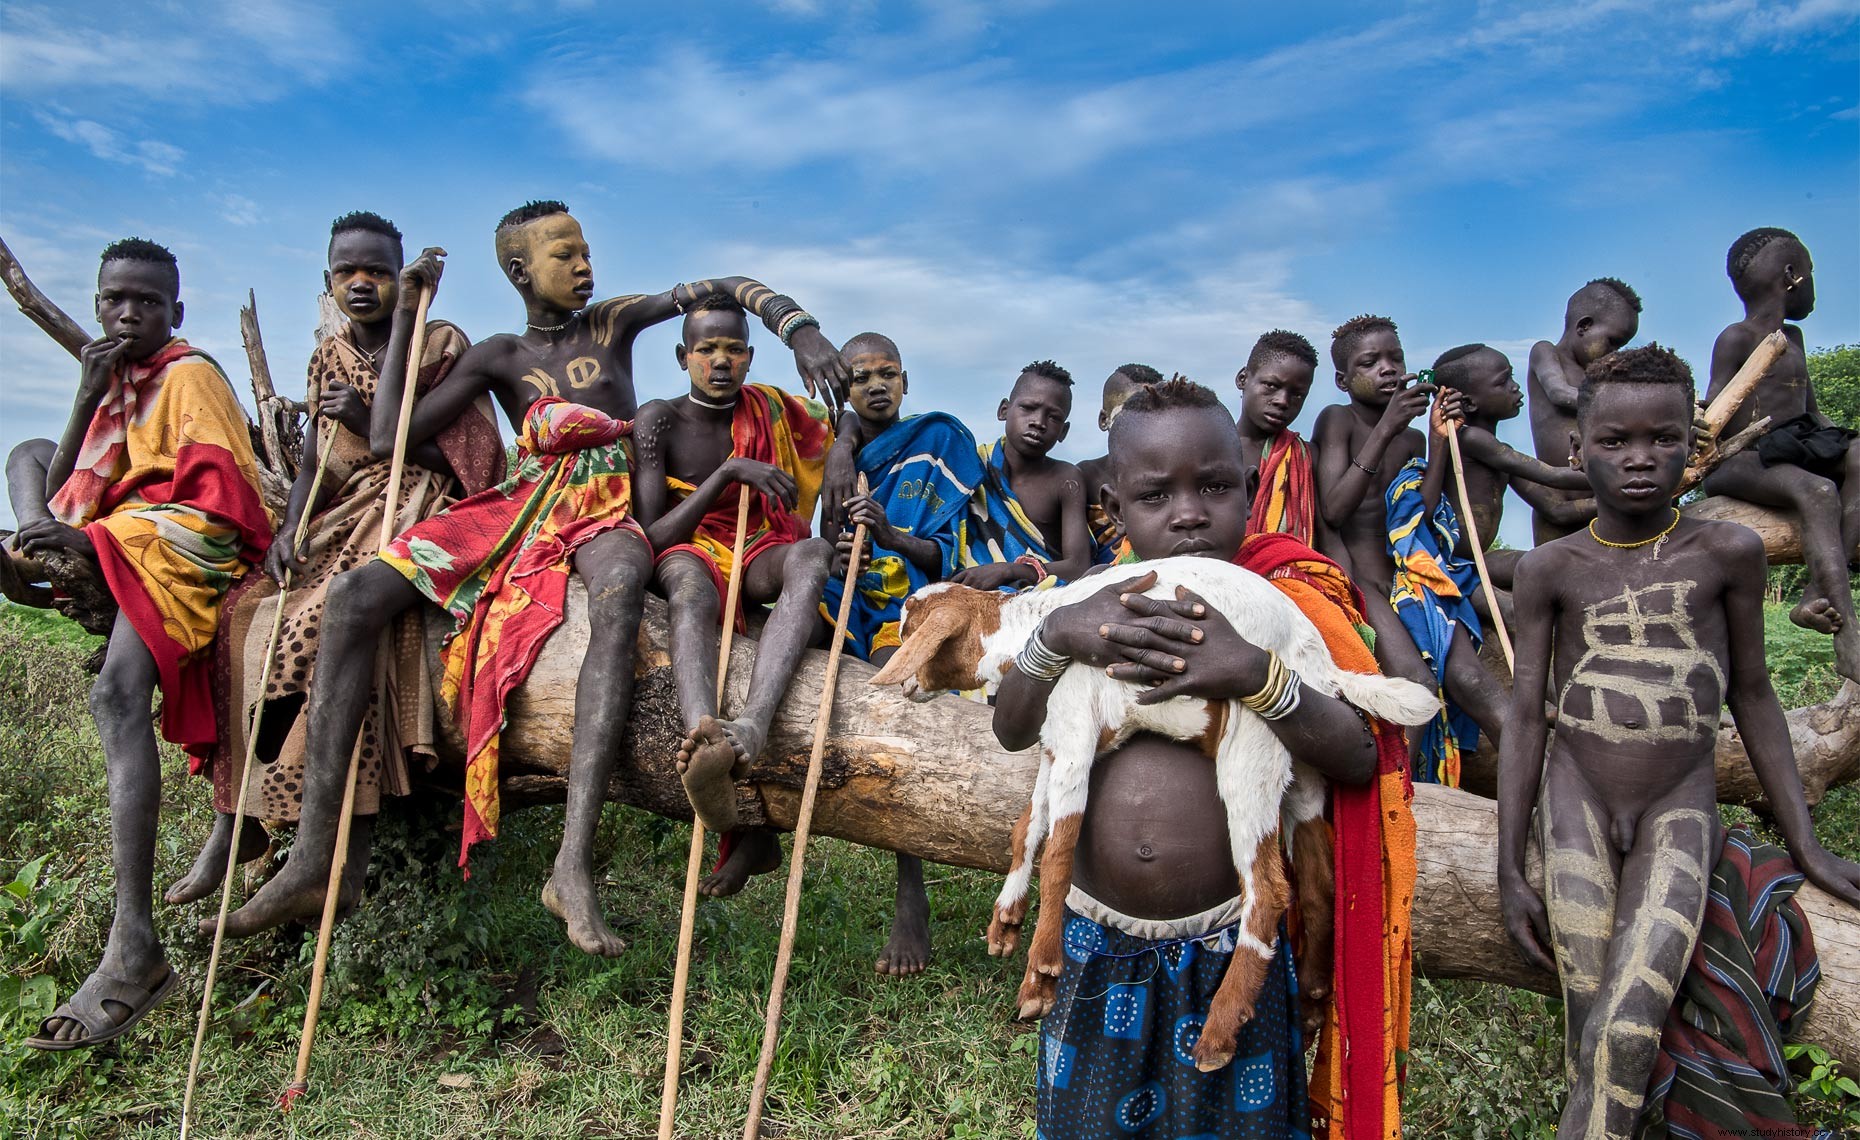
1497 549 1557 971
1721 528 1860 906
369 250 497 457
1528 341 1581 413
44 333 132 499
1510 476 1595 528
1457 425 1593 491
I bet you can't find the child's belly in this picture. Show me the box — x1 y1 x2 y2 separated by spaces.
1072 734 1240 921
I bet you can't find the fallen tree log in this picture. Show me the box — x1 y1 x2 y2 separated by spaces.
1683 495 1846 565
426 581 1860 1067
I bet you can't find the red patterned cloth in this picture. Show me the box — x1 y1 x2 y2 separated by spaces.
1247 430 1318 548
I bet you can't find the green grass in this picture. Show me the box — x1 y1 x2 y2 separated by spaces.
1 602 1855 1137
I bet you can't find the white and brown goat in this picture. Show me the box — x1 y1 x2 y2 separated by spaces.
869 557 1437 1071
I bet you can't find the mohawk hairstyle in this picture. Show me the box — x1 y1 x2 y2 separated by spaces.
330 211 403 243
1430 343 1490 391
99 237 179 291
1248 329 1318 371
1576 342 1696 426
1726 226 1803 288
1330 314 1398 370
496 199 570 233
1112 363 1165 387
1118 374 1221 418
1585 276 1642 313
1020 359 1073 387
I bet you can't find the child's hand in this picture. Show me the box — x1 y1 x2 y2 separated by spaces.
263 530 310 585
318 381 370 436
1034 570 1159 665
1099 585 1272 705
823 437 858 530
831 527 871 577
1797 845 1860 908
950 561 1035 592
1430 389 1466 437
78 333 133 399
1498 870 1555 974
398 247 447 311
1377 375 1436 433
720 457 799 511
788 324 849 414
841 493 891 536
15 518 95 561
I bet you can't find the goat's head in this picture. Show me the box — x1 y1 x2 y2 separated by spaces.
868 583 1008 701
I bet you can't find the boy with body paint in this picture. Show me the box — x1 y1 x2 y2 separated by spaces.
170 211 505 907
1235 329 1336 553
10 240 271 1049
953 360 1093 589
992 377 1413 1139
1701 227 1860 684
1078 363 1164 561
1499 344 1860 1138
216 201 848 956
826 331 986 975
631 295 835 897
1526 279 1642 544
1310 316 1439 691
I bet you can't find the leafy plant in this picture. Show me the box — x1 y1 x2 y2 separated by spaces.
1784 1042 1860 1131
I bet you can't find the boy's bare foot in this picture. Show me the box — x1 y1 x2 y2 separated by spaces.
875 896 930 976
164 814 270 905
211 815 372 938
1790 595 1840 635
676 716 744 833
541 871 627 957
699 828 781 897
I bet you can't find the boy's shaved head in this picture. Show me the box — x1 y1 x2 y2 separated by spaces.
1330 314 1397 370
331 210 403 245
1583 277 1642 314
842 331 901 361
1577 342 1695 427
1248 329 1318 371
1112 362 1164 387
1430 343 1489 389
1108 375 1222 458
1726 227 1803 283
100 237 179 294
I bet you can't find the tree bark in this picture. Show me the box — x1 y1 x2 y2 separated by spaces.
1684 495 1827 564
0 235 87 357
425 580 1860 1067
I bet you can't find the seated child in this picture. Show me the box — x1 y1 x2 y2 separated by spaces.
1078 362 1163 561
1235 329 1335 551
216 201 841 957
954 360 1092 588
1702 227 1859 684
634 294 835 898
1311 316 1442 713
825 331 984 975
12 239 271 1048
993 377 1414 1138
169 211 505 906
1526 278 1641 543
1498 344 1860 1138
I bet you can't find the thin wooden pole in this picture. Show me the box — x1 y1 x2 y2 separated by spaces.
660 488 756 1140
1444 425 1514 671
742 474 869 1138
179 419 337 1139
283 286 433 1108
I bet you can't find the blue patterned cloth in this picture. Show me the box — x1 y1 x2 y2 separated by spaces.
1037 907 1309 1140
964 438 1065 582
820 412 983 659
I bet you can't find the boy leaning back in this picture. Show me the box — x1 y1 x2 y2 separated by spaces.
1498 345 1860 1138
993 378 1412 1138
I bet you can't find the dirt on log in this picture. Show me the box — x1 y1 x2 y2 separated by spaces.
428 579 1860 1068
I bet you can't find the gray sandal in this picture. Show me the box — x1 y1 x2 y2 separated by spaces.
24 965 179 1051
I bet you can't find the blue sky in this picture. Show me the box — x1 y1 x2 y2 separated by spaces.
2 0 1856 545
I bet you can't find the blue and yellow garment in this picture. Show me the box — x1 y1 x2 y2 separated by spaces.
821 412 983 659
963 438 1061 579
1385 456 1481 786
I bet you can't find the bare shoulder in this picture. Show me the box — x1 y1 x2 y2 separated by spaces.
633 397 677 431
1312 404 1351 443
459 331 524 368
1712 319 1761 358
1526 340 1559 374
1687 516 1765 568
1513 537 1582 593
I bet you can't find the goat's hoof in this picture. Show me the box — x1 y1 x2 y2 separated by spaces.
1191 1035 1238 1072
986 916 1022 957
1194 1050 1235 1074
1016 972 1057 1020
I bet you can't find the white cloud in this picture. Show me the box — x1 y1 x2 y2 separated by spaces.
215 194 263 227
31 111 185 177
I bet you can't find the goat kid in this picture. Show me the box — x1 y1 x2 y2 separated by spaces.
869 557 1437 1071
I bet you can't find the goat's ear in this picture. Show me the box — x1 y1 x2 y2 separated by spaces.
869 608 962 687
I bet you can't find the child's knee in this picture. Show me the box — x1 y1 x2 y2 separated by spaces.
89 660 153 727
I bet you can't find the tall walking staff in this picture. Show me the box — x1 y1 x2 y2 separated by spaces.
179 418 338 1139
281 282 435 1109
1442 423 1515 672
660 488 756 1140
742 473 869 1138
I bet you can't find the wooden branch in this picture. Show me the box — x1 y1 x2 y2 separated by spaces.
1683 495 1835 565
0 235 88 358
407 581 1860 1067
1679 331 1787 490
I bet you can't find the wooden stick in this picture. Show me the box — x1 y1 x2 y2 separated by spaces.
0 234 87 357
1444 426 1514 671
660 487 756 1140
283 286 433 1108
742 475 869 1138
180 419 338 1139
1680 331 1788 491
